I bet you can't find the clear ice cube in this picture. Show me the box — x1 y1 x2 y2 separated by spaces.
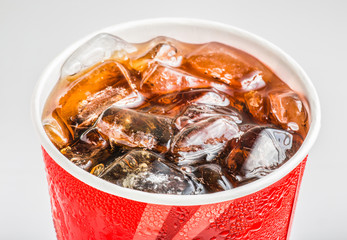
62 60 139 130
239 70 266 91
96 106 173 152
224 127 300 183
190 89 230 106
185 42 256 87
140 63 213 96
61 33 136 77
43 59 142 149
130 37 183 72
243 90 269 123
193 164 233 193
268 90 309 134
241 128 295 179
171 116 240 165
60 128 110 170
136 90 231 118
100 150 200 194
174 104 242 130
42 109 73 148
135 91 188 117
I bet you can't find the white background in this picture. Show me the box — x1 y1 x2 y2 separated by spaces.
1 1 346 239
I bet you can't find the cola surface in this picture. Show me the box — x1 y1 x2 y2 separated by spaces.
42 34 310 194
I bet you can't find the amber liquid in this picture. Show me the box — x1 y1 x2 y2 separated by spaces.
42 35 309 194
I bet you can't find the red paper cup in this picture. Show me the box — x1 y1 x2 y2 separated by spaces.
32 19 321 240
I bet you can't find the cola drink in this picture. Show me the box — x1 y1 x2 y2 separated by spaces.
42 33 309 194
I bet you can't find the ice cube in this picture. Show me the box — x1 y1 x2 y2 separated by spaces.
136 90 231 119
185 42 258 87
61 33 136 77
42 109 73 148
239 70 266 91
190 89 230 106
171 116 240 165
268 90 309 135
140 63 213 96
100 150 200 194
96 106 173 152
224 127 300 183
60 128 110 170
54 60 139 134
193 164 233 193
243 90 269 123
241 128 294 178
42 42 141 146
130 37 183 72
174 104 242 130
135 91 188 117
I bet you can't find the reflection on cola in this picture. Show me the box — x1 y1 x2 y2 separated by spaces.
42 33 310 194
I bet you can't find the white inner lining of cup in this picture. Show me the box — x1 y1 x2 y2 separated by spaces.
32 18 321 206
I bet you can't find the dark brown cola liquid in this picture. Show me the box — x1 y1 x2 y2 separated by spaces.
42 34 310 194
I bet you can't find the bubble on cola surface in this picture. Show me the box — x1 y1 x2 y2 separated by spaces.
99 150 202 194
61 33 136 77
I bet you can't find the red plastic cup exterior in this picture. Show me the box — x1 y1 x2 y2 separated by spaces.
43 148 307 240
33 19 321 240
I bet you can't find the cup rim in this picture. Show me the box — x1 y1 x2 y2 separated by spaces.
32 18 321 206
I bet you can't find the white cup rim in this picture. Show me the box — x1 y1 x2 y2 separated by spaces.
32 18 321 206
